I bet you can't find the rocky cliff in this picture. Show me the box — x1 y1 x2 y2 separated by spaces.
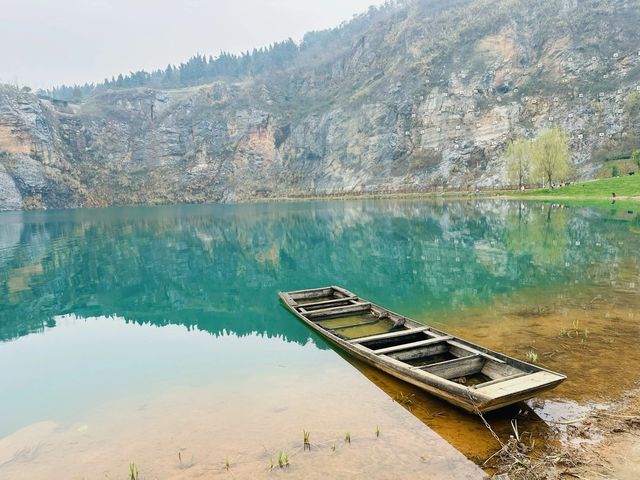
1 0 640 210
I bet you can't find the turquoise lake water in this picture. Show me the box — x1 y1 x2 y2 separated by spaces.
1 199 639 477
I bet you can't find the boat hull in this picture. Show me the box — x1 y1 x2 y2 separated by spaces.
279 286 566 413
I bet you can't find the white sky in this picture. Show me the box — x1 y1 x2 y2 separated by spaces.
0 0 385 89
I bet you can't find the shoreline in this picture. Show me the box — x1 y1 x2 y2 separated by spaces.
2 188 639 214
489 382 640 479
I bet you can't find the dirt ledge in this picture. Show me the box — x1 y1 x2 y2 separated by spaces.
491 384 640 479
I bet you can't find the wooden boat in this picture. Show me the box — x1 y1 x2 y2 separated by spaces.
279 286 566 413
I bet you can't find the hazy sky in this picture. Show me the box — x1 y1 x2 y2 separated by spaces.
0 0 385 89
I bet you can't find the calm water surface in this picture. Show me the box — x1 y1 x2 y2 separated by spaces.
1 199 639 477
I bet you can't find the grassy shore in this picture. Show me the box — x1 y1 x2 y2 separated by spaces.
240 175 640 210
520 174 640 199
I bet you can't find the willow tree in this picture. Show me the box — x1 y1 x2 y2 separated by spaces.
505 138 532 188
531 128 571 187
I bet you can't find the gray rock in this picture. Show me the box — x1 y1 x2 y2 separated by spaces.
0 163 22 211
0 0 639 210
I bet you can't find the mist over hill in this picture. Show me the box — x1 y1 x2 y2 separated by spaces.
1 0 639 210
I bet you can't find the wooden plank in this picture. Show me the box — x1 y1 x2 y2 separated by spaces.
478 371 564 399
473 372 528 389
306 302 371 318
420 354 485 379
447 340 506 364
288 287 335 300
325 318 381 332
481 359 526 378
296 296 357 309
348 326 429 344
330 285 355 298
390 343 449 362
373 336 454 355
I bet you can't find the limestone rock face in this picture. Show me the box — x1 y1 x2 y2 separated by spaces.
1 0 639 210
0 164 22 211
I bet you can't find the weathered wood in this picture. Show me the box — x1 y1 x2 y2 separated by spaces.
325 318 382 332
348 326 429 344
419 354 485 379
390 343 449 362
288 287 334 300
476 371 564 399
447 340 506 364
295 296 357 309
473 372 528 389
373 336 454 355
306 302 371 319
481 359 527 378
278 286 566 413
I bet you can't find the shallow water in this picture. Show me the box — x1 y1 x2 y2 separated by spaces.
1 199 639 476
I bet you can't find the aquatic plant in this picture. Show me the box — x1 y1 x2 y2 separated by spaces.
375 425 380 438
394 391 414 406
525 349 539 363
345 432 351 444
225 456 230 471
277 451 289 468
560 319 590 340
303 429 311 451
129 463 139 480
331 444 336 451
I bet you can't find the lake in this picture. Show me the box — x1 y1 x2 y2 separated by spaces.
1 199 639 478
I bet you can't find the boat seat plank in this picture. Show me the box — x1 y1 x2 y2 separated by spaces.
325 318 382 332
447 340 506 364
305 302 371 318
419 354 485 379
478 371 564 399
295 296 357 309
373 336 454 355
288 287 335 299
348 326 429 344
472 372 528 389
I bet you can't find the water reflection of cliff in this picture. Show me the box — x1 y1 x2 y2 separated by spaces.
0 201 638 344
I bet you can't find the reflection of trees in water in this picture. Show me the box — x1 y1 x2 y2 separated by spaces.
504 203 570 267
0 201 637 344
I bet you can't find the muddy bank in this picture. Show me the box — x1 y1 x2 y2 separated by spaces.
487 383 640 479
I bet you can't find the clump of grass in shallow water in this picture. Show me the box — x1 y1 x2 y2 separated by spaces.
303 429 311 451
224 456 231 471
525 349 539 363
376 425 380 438
129 463 139 480
394 392 414 407
560 318 590 340
277 451 289 468
344 432 351 445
